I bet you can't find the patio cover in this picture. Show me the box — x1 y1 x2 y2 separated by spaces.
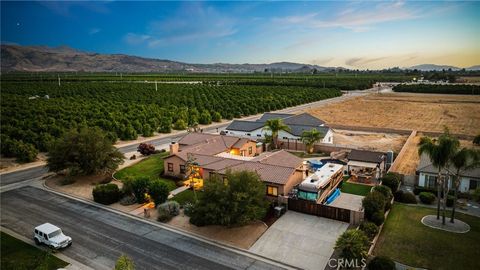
348 160 378 169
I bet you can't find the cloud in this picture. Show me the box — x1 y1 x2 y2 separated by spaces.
124 2 237 48
345 57 388 67
39 1 110 17
89 28 101 35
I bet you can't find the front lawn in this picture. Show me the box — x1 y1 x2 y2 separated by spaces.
374 204 480 270
1 232 68 270
340 181 372 196
170 189 204 206
113 152 176 191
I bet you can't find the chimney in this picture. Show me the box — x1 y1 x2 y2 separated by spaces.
170 142 179 154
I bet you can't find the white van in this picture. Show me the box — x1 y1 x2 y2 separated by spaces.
34 223 72 249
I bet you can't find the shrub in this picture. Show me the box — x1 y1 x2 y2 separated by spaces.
362 191 386 220
148 180 169 207
381 173 400 192
60 176 75 186
93 183 121 205
130 155 136 160
157 201 180 222
472 188 480 203
359 221 379 240
137 143 156 156
13 141 38 163
419 192 436 204
373 185 393 200
413 185 436 195
370 211 385 226
367 256 395 270
183 202 195 216
131 177 150 203
157 207 172 223
400 192 417 204
119 195 136 206
335 229 370 260
393 190 404 202
115 254 135 270
446 195 455 207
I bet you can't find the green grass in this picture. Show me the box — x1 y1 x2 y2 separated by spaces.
113 152 176 191
374 204 480 270
169 189 205 206
1 232 68 270
340 181 372 196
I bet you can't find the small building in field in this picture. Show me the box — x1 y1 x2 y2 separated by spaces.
163 133 305 198
347 149 387 182
416 153 480 192
224 112 333 144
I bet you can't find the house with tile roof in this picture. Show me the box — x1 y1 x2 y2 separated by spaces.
163 132 305 198
224 112 333 144
416 153 480 192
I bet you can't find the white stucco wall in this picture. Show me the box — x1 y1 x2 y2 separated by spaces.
225 127 334 144
418 172 478 192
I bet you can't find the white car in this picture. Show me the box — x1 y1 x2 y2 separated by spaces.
34 223 72 249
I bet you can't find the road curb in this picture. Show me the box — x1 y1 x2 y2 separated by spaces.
0 226 94 270
40 181 300 270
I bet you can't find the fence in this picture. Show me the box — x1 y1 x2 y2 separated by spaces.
288 198 357 223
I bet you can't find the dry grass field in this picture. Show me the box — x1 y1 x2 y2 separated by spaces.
308 93 480 136
333 130 407 152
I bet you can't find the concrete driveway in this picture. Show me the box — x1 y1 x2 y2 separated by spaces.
250 211 349 270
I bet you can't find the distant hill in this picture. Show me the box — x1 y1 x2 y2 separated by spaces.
408 64 461 71
466 65 480 71
0 45 329 73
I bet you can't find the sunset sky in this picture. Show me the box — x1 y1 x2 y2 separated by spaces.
2 1 479 69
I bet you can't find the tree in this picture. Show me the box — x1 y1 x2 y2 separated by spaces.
335 229 370 260
158 117 172 133
300 128 323 153
189 170 268 226
449 148 480 223
262 119 290 149
13 140 38 163
47 127 124 176
142 123 154 137
137 143 156 156
362 191 386 221
173 119 187 130
418 129 459 224
199 110 212 125
131 177 150 203
212 111 222 122
148 180 170 207
115 254 135 270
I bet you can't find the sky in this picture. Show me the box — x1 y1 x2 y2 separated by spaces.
1 1 480 69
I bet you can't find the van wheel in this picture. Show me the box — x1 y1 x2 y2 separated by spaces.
34 238 40 245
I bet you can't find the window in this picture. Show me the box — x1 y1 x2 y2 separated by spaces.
179 165 186 174
470 179 478 190
283 136 288 139
167 163 173 172
425 175 436 188
257 134 261 137
240 150 246 156
267 185 278 196
247 133 251 136
248 146 253 155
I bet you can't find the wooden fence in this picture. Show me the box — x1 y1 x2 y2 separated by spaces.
288 198 352 223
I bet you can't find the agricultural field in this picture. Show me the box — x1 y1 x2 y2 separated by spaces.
308 93 480 136
0 81 340 160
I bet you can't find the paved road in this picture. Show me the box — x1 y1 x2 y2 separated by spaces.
0 88 377 187
0 186 285 270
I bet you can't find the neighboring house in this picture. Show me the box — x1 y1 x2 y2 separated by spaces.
416 153 480 192
163 133 305 198
224 112 333 144
347 149 387 181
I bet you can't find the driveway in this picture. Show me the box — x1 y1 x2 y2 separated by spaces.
249 211 349 270
0 186 287 270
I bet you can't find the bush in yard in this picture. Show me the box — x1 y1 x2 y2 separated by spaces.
370 210 385 226
335 229 370 260
157 207 172 223
362 191 386 220
367 256 395 270
137 143 156 156
119 195 136 206
473 188 480 203
446 195 455 207
393 190 403 202
381 173 400 192
189 170 268 226
419 192 436 204
158 201 180 216
131 177 150 203
359 221 379 240
183 202 194 216
115 254 135 270
92 183 121 205
413 185 436 195
372 185 393 201
148 180 169 207
400 192 417 204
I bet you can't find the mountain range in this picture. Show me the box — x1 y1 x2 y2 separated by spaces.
1 44 479 73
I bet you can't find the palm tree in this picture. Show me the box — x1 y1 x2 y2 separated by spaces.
301 128 323 153
418 129 459 224
262 119 290 149
449 148 480 223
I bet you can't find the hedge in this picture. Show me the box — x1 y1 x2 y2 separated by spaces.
367 256 396 270
92 183 121 205
419 192 436 204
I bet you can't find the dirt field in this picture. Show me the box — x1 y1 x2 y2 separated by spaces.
333 130 407 152
308 93 480 136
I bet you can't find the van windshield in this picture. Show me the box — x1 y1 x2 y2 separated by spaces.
48 230 61 238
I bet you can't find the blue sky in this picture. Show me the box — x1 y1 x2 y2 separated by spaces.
2 1 479 69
